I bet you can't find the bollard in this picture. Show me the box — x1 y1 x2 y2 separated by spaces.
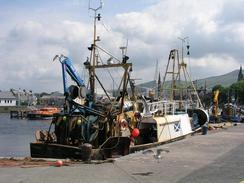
202 125 208 135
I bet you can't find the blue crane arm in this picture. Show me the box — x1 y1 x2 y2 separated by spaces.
60 57 85 93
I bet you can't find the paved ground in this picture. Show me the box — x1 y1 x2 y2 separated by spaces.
1 124 244 183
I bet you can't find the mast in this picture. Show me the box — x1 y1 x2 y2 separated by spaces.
154 60 159 98
177 37 203 108
86 1 133 113
178 37 188 107
161 49 180 101
88 0 103 102
160 37 203 109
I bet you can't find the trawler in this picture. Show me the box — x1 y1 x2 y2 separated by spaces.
120 48 209 153
31 2 133 160
30 2 208 160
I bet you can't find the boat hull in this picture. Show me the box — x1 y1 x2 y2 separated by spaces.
155 114 192 142
30 143 84 159
130 134 187 153
30 137 131 160
27 107 60 120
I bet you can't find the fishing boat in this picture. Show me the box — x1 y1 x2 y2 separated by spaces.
30 2 208 161
27 107 60 120
116 51 209 152
134 47 209 145
30 2 133 160
120 46 209 152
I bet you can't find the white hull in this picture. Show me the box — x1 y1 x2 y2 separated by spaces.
155 113 192 143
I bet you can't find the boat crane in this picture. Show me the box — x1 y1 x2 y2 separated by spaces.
53 54 89 113
53 54 85 94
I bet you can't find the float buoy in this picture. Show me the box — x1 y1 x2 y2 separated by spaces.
77 119 82 125
131 128 140 138
55 160 63 167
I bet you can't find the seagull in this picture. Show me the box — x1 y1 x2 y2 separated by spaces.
142 148 170 163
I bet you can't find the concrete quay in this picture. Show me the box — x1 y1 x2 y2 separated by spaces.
1 124 244 183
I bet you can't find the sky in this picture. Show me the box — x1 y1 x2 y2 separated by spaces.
0 0 244 93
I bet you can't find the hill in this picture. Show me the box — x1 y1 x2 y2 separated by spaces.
194 70 239 89
136 70 241 90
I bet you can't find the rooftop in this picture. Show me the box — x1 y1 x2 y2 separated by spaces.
0 91 16 99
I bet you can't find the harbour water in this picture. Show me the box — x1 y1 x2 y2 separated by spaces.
0 113 51 157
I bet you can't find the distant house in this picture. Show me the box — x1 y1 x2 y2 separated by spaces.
11 89 37 106
39 92 65 107
0 91 17 107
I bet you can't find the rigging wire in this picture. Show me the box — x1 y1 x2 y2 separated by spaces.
96 49 119 89
101 20 111 32
187 39 192 80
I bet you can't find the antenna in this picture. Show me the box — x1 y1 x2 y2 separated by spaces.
120 39 129 64
120 46 126 58
177 36 188 64
125 38 129 56
186 38 192 79
88 0 103 102
89 0 103 11
120 39 129 57
154 59 159 82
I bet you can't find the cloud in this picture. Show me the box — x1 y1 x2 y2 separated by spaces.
0 20 92 92
189 54 240 78
111 0 244 82
227 23 244 44
1 0 244 92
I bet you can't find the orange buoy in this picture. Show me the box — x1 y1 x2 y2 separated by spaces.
55 160 63 167
131 128 140 138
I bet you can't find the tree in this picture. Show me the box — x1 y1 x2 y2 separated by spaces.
230 80 244 105
237 66 243 82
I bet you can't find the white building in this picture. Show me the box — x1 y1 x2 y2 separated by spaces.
0 91 17 106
